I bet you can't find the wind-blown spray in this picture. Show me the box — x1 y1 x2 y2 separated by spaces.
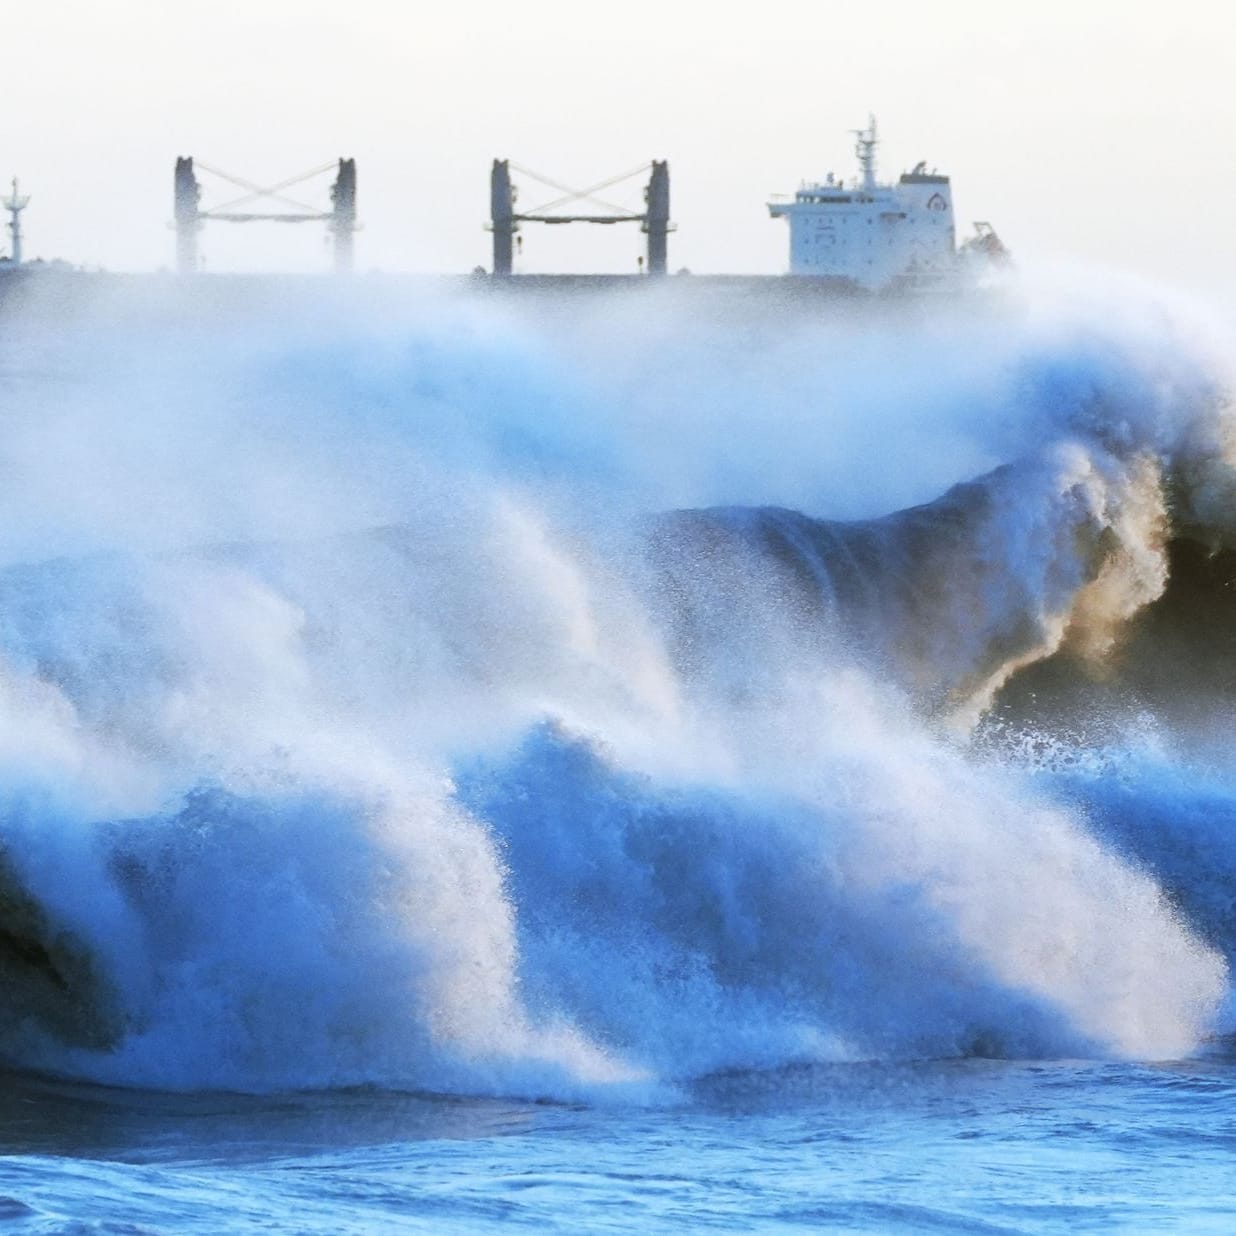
0 273 1231 1096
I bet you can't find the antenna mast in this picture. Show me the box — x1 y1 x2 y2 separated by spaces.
3 178 30 265
853 116 878 191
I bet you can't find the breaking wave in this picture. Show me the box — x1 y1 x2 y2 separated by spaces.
0 273 1234 1098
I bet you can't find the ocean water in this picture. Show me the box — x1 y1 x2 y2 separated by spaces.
2 1058 1236 1233
1 271 1236 1230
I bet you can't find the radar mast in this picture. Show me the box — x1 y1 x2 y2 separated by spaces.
3 178 30 265
852 117 878 192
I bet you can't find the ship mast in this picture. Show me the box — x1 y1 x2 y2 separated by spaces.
853 116 878 192
3 178 30 265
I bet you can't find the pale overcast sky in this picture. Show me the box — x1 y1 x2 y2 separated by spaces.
5 0 1233 295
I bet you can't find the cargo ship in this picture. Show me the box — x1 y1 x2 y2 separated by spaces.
0 126 1008 297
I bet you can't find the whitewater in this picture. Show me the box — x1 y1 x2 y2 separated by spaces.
1 271 1236 1231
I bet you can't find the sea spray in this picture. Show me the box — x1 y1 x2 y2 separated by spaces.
0 275 1230 1095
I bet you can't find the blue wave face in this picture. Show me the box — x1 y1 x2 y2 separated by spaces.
0 276 1232 1097
453 722 1100 1073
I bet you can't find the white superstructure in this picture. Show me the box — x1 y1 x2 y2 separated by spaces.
768 119 958 289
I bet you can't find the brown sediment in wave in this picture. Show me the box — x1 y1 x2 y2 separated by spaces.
990 536 1236 742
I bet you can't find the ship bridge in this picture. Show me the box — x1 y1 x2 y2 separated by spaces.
769 121 957 289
